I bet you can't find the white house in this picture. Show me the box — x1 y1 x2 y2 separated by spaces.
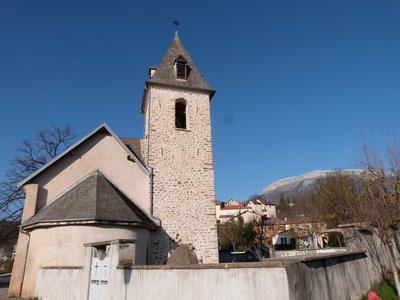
215 198 276 223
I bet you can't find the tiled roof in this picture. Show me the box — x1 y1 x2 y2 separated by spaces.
23 170 157 229
120 137 144 164
148 33 214 93
141 34 215 113
227 201 247 207
249 198 276 206
221 206 251 210
257 199 276 206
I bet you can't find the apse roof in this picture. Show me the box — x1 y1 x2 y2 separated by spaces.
23 169 158 229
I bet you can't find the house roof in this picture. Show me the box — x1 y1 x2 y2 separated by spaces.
225 201 247 208
18 123 150 188
226 198 239 204
22 169 158 229
256 199 276 206
221 206 251 211
141 33 215 113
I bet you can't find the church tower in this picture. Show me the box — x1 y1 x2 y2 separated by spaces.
141 33 219 264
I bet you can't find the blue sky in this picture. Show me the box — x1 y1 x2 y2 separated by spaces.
1 0 400 201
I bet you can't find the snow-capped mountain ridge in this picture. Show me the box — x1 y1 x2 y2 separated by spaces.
261 169 363 203
262 170 330 194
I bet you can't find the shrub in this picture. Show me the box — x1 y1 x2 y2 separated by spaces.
374 281 398 300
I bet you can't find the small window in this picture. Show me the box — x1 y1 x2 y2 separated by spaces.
176 61 187 79
175 101 187 129
174 56 189 80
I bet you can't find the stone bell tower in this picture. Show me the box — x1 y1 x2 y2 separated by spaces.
141 33 218 264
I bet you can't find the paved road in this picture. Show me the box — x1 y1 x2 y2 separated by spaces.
0 274 10 300
0 274 22 300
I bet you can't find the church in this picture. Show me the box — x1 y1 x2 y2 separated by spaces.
9 33 219 298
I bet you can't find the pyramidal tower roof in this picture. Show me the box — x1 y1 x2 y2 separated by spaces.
146 33 215 95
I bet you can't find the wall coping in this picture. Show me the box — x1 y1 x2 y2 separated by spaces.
270 249 366 262
118 261 285 270
117 249 366 270
37 250 366 271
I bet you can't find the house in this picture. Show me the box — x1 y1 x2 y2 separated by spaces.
215 198 253 223
270 220 328 251
226 198 241 206
247 198 277 220
215 198 276 223
272 229 297 250
9 32 219 298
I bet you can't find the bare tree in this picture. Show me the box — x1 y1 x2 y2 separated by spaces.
252 218 282 258
315 136 400 294
359 139 400 294
0 124 76 229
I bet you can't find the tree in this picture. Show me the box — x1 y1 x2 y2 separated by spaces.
0 124 76 233
314 137 400 295
251 217 282 258
217 215 255 252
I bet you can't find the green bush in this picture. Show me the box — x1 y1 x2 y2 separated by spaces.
374 281 399 300
4 259 14 273
361 281 400 300
360 294 367 300
0 260 13 274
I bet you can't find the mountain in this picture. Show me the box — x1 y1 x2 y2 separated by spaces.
260 169 363 204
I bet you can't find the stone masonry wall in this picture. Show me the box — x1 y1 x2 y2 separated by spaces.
145 86 218 264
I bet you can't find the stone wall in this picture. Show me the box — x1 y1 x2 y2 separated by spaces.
33 250 382 300
144 86 218 264
341 226 400 276
280 251 381 299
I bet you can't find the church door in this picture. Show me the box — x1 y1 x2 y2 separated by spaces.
88 245 111 300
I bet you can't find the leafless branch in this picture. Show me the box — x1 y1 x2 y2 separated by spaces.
0 124 76 245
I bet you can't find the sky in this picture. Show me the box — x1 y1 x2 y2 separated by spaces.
1 0 400 201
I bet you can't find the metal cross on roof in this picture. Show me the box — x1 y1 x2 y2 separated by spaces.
173 20 180 31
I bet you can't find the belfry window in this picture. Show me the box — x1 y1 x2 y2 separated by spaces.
175 101 187 129
174 56 189 80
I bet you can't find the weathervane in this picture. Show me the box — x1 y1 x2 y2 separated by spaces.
173 20 180 32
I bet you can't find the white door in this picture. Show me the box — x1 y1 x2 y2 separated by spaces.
88 246 111 300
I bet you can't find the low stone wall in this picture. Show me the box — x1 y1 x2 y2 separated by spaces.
34 250 381 300
279 251 381 299
113 264 288 299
